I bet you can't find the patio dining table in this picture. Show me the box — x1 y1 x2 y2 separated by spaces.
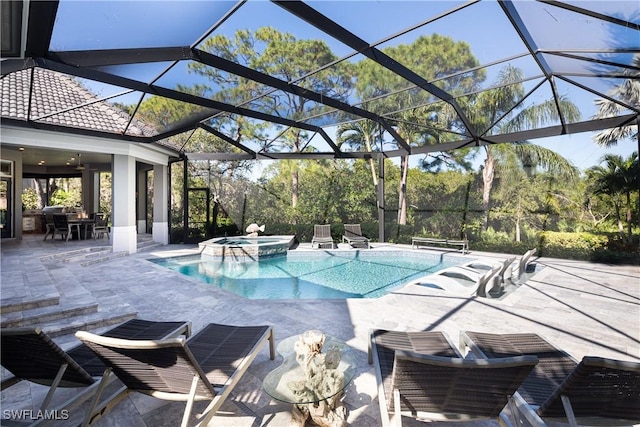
68 218 95 240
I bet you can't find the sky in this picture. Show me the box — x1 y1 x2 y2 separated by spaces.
532 134 637 170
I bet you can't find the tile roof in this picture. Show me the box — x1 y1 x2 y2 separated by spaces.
1 68 156 137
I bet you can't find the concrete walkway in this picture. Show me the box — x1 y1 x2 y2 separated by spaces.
1 235 639 426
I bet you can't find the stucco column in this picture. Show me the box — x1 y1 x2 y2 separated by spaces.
81 167 95 215
152 164 169 244
112 154 137 253
136 168 146 233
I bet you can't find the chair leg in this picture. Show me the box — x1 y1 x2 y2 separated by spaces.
182 376 200 427
40 363 69 412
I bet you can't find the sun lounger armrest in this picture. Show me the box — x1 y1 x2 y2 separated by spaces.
394 351 538 368
581 356 640 371
75 331 187 349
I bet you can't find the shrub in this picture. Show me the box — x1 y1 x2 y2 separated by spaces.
21 188 39 210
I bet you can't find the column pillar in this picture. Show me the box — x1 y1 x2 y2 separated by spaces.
112 154 137 253
152 164 169 244
136 168 146 233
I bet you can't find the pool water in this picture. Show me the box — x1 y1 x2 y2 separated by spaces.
150 251 463 299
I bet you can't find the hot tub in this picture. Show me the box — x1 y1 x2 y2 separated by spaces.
198 235 296 262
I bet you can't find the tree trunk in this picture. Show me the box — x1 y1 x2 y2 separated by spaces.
364 135 378 188
515 207 521 242
368 158 378 188
626 191 632 242
34 178 45 208
397 155 408 225
481 152 495 231
615 202 624 238
292 168 298 208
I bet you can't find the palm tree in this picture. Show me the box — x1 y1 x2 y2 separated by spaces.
592 55 640 147
592 54 640 227
470 66 581 230
336 120 381 188
586 152 639 241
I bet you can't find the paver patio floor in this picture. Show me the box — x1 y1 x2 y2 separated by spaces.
1 235 638 426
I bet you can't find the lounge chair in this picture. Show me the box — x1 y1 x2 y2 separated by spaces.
1 319 191 426
459 331 640 427
513 248 537 281
408 263 501 297
311 224 334 249
449 256 517 297
76 323 275 427
368 329 538 427
342 224 370 248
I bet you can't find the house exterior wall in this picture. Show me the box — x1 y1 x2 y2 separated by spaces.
0 146 24 239
0 126 176 251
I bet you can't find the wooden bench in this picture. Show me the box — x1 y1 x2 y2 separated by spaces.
411 237 469 254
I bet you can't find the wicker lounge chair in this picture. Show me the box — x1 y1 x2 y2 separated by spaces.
311 224 334 249
342 223 370 248
76 323 275 427
408 263 501 297
368 329 538 427
1 319 191 426
459 331 640 427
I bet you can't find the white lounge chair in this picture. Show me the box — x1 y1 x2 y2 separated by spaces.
409 264 501 297
514 248 537 281
449 256 517 296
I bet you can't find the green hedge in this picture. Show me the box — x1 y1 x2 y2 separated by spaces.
471 231 638 264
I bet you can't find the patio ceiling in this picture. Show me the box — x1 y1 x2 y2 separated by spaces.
1 0 639 162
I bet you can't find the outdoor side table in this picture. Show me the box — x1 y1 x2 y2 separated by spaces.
263 332 355 427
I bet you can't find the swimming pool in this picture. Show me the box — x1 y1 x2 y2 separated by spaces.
149 251 465 299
